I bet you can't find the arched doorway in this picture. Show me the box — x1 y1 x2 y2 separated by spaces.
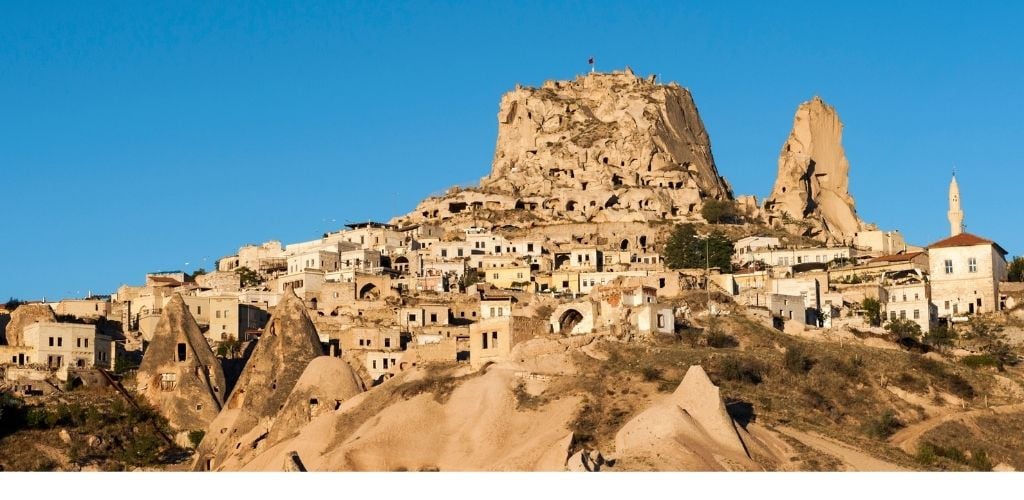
559 309 584 333
358 283 380 300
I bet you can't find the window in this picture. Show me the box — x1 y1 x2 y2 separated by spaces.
944 301 950 310
430 313 437 322
913 309 920 319
657 315 665 328
900 310 906 320
372 360 377 369
49 337 54 347
944 259 953 274
968 257 977 273
177 343 187 362
76 338 81 348
57 337 62 347
383 358 389 369
481 332 488 349
492 331 498 346
890 311 897 321
216 311 221 319
408 313 416 322
84 338 88 348
384 338 391 348
160 373 177 391
497 308 504 317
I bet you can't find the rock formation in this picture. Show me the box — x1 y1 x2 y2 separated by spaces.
265 356 364 445
764 96 863 243
136 294 226 433
614 365 755 470
193 290 324 471
2 304 57 346
669 365 748 457
395 68 733 227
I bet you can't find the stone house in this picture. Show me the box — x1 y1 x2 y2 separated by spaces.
5 322 114 379
881 270 936 333
469 316 548 368
927 232 1008 320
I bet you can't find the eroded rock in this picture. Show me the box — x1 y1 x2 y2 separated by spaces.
764 96 863 244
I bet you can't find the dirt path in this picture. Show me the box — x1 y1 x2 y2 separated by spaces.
888 403 1024 454
777 426 906 471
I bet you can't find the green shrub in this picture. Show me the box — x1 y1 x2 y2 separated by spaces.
639 366 663 382
969 449 993 471
864 410 903 439
961 355 999 369
188 430 206 449
705 330 738 348
718 357 765 385
784 345 815 375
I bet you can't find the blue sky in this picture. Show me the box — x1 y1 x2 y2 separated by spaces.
2 1 1021 300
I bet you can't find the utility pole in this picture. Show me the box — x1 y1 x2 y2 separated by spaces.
705 236 712 316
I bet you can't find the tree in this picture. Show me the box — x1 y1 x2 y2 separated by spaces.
1009 256 1024 282
885 318 922 343
861 297 882 327
235 266 263 288
700 199 738 224
4 298 23 311
662 223 734 270
190 268 207 280
216 336 241 359
923 324 956 351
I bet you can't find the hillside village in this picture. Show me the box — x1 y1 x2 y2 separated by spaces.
3 69 1024 472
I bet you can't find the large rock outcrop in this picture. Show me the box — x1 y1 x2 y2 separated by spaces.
136 294 226 432
614 365 756 470
396 68 733 227
193 290 324 471
2 304 57 346
764 96 863 243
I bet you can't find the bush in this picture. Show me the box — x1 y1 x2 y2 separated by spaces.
917 441 992 471
705 330 738 348
961 355 999 369
188 430 206 449
700 199 739 224
885 318 923 343
718 357 765 385
639 366 663 382
784 345 815 375
864 410 903 439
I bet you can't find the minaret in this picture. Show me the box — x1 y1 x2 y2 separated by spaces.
948 171 964 236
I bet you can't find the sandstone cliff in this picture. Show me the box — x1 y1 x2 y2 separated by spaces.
396 68 732 227
764 96 863 243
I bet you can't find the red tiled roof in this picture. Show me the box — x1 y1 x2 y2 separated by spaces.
927 232 1007 255
868 251 925 264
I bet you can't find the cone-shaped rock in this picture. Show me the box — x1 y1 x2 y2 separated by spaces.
266 356 364 445
670 365 747 458
193 290 323 470
764 96 863 244
136 294 227 432
3 304 57 346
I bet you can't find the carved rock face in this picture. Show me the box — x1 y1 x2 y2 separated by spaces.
398 69 733 227
137 294 227 432
765 96 863 243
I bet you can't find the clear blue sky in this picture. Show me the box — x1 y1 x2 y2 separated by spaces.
2 1 1022 300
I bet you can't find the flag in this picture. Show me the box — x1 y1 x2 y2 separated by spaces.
588 56 594 65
